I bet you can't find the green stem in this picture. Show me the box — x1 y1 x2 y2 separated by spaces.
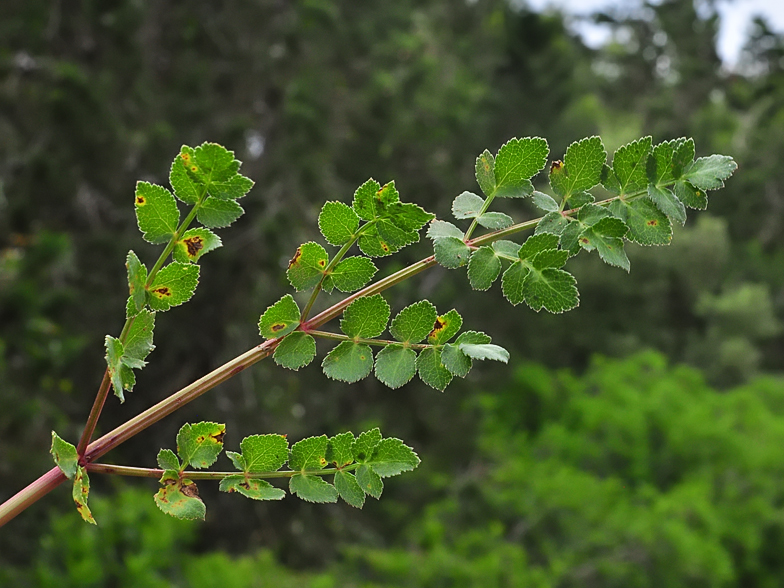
86 462 359 480
463 190 497 241
309 330 432 350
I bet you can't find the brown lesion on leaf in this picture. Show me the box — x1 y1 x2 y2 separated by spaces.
319 457 327 466
288 247 303 268
647 219 658 226
380 241 390 253
180 152 191 163
270 322 287 332
579 237 589 244
317 259 326 268
135 195 146 206
180 479 200 498
183 236 204 257
190 165 199 173
551 160 563 172
151 286 172 298
212 430 225 444
428 316 447 341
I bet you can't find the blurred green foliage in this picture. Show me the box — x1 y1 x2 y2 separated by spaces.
2 0 784 583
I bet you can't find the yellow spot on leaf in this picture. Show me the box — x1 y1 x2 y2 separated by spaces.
183 236 204 257
270 322 287 332
550 160 563 172
136 196 146 206
288 248 302 268
318 259 326 268
190 165 198 172
152 286 172 298
647 219 658 226
380 241 390 253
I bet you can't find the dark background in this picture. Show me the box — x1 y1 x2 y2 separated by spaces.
2 1 784 586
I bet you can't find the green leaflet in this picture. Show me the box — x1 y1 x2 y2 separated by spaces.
531 191 559 212
356 464 383 499
258 294 301 339
176 143 253 202
233 434 289 473
50 431 79 479
172 228 222 264
220 476 285 501
390 300 438 343
274 332 316 370
578 217 630 271
416 347 452 391
523 268 579 313
287 242 328 291
340 294 389 338
325 256 377 293
289 435 328 471
146 262 199 312
326 432 355 467
610 198 672 246
319 201 360 246
426 220 464 239
468 246 501 291
442 331 508 378
477 212 514 230
176 422 226 469
611 136 653 195
105 336 135 402
374 345 417 389
549 136 606 199
501 262 530 306
684 155 737 190
154 471 205 520
452 191 485 219
196 197 244 229
492 240 522 259
434 237 471 268
458 342 510 363
519 233 560 260
353 178 389 221
475 149 496 196
72 466 96 525
494 137 549 198
335 471 365 508
157 449 180 471
170 147 202 205
352 428 382 463
535 211 569 236
134 182 180 244
322 341 374 383
441 343 471 377
126 250 147 315
289 474 338 503
427 309 463 345
366 438 420 478
675 179 708 210
123 310 156 367
647 184 687 226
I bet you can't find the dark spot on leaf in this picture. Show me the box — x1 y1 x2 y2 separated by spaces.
288 247 302 268
184 236 204 257
320 457 327 466
212 431 225 444
318 259 326 268
196 435 205 443
428 317 446 340
270 322 286 332
380 241 390 252
357 452 366 461
190 165 198 172
240 482 250 490
551 160 563 172
647 219 658 226
579 238 589 244
181 152 191 162
180 480 200 498
152 286 172 297
136 196 145 205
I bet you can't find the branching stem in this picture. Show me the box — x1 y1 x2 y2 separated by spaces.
310 330 433 350
86 462 359 480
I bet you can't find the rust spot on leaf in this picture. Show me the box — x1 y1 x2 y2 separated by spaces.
550 160 563 172
320 457 327 466
190 165 199 173
212 431 225 444
136 196 146 206
270 322 286 332
152 286 172 297
579 238 589 244
318 259 326 268
288 247 302 268
647 219 658 226
380 241 390 253
181 152 191 162
180 480 200 498
196 435 205 443
184 236 204 257
428 317 447 340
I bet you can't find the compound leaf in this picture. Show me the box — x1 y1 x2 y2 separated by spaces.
416 348 452 391
390 300 438 344
374 345 417 389
258 294 301 339
367 438 420 477
287 242 328 291
172 228 222 264
50 431 78 480
335 471 365 508
319 201 360 246
468 246 501 291
146 262 199 312
340 294 389 338
494 137 549 198
452 191 485 219
176 421 225 469
274 332 316 371
134 182 180 245
322 342 374 383
289 474 338 503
